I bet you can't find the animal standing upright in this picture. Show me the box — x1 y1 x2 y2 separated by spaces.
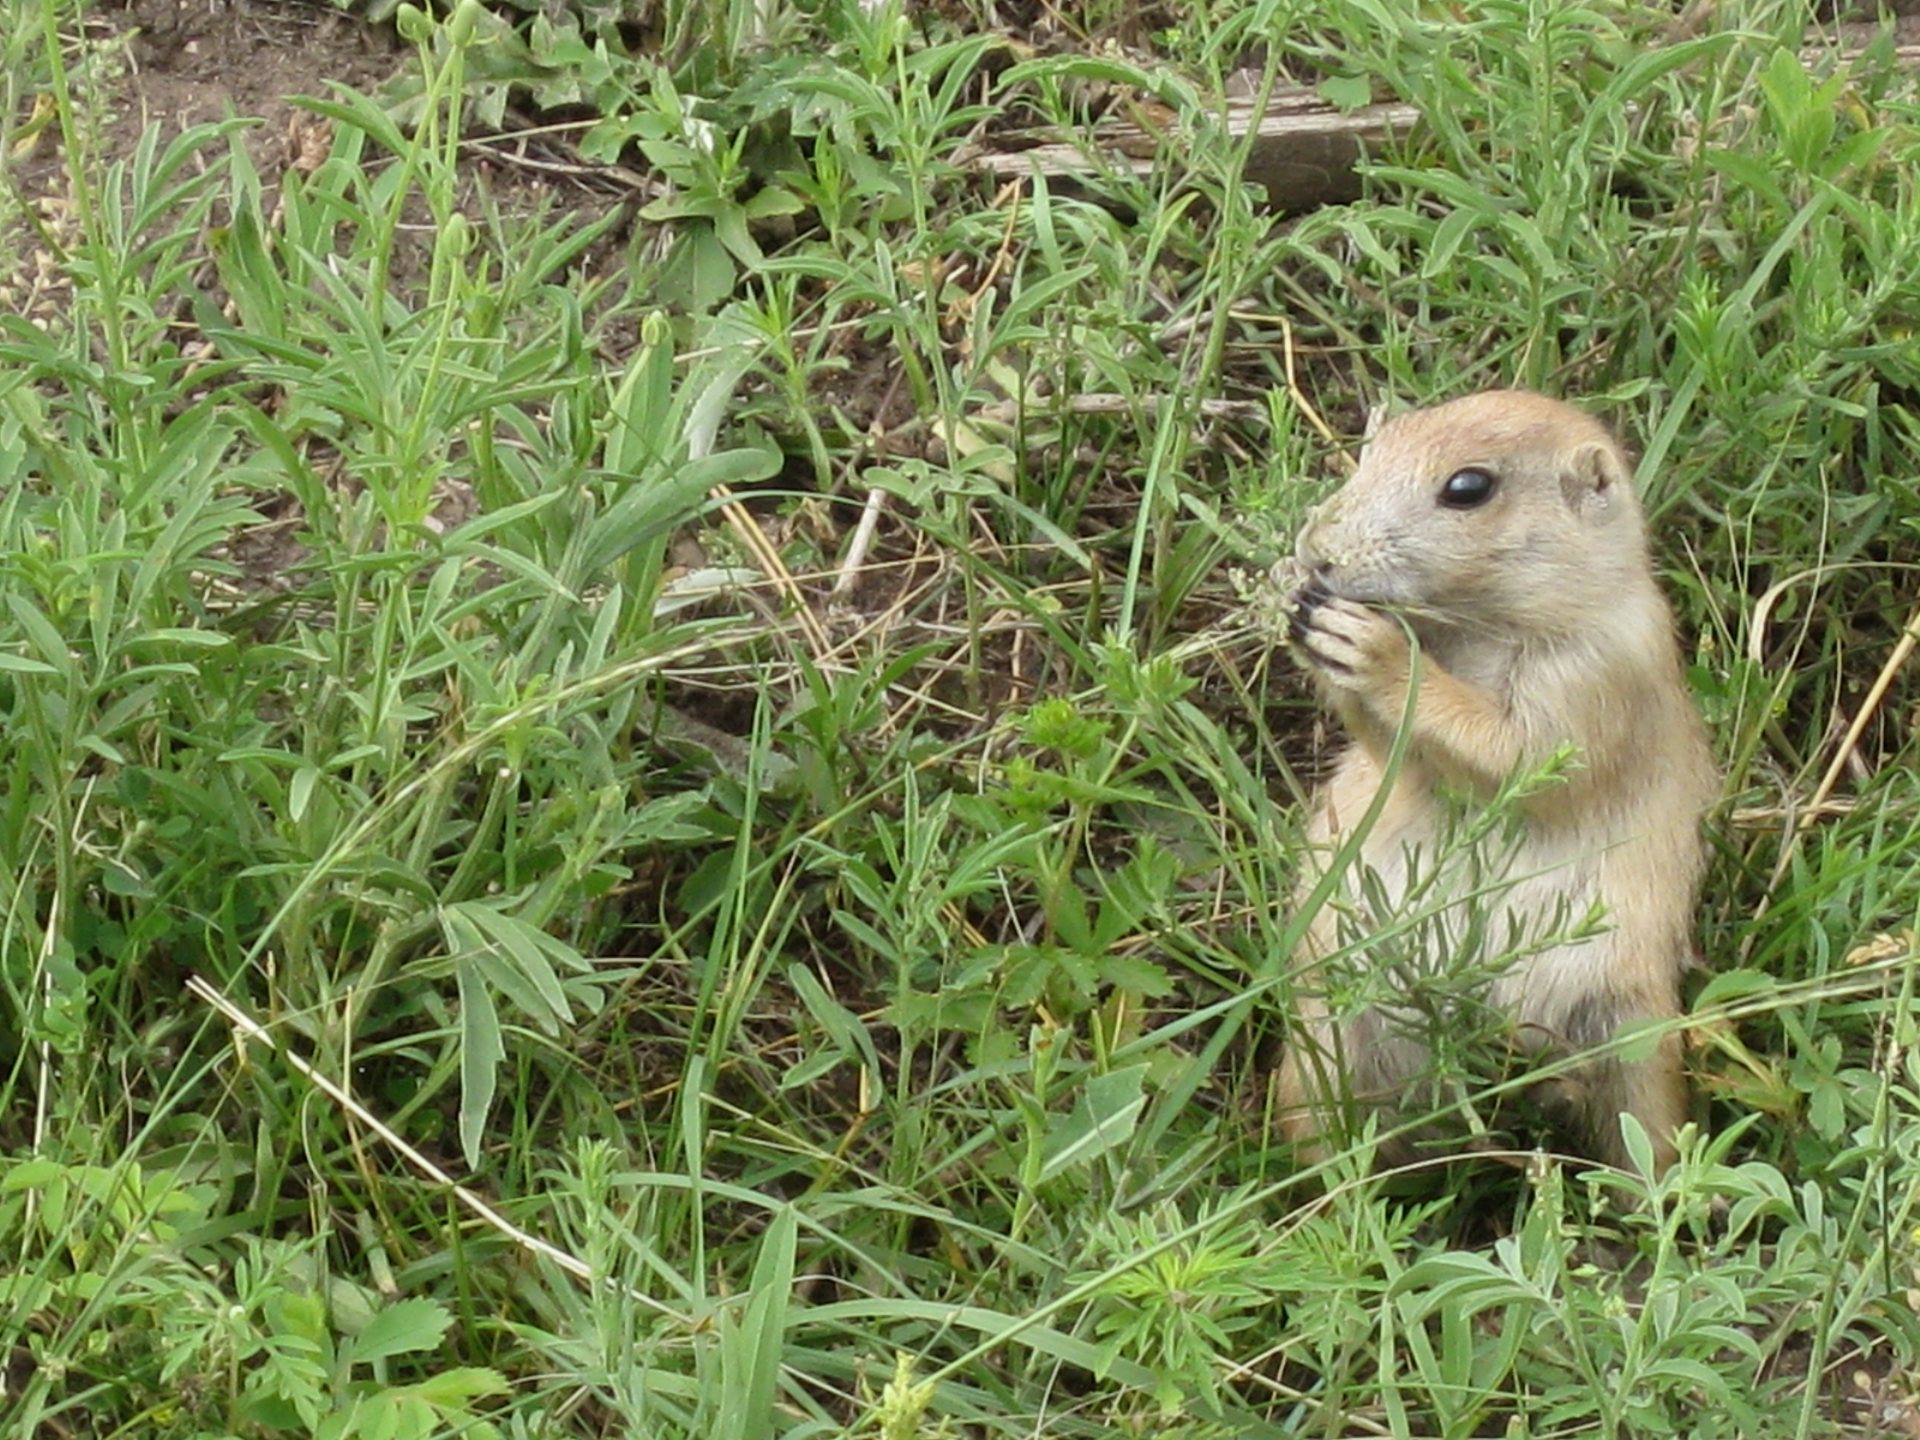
1275 390 1718 1171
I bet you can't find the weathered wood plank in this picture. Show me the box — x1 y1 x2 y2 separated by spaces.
973 14 1919 214
973 90 1418 213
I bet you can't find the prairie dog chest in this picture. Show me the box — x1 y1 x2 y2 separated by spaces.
1313 752 1612 992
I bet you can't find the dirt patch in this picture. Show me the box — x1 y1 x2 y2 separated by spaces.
4 0 402 320
109 0 400 158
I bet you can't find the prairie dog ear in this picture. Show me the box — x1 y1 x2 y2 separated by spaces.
1560 438 1633 519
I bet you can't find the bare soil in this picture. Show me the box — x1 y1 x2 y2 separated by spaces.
4 0 398 320
109 0 399 150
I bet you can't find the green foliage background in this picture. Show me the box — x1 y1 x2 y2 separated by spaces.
3 0 1919 1434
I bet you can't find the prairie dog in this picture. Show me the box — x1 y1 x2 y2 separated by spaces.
1275 390 1718 1172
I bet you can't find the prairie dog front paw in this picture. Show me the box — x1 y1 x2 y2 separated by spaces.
1289 591 1409 697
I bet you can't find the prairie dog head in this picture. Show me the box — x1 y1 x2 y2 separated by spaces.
1294 391 1653 632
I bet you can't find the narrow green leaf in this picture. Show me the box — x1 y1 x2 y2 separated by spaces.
717 1205 796 1440
1038 1066 1146 1182
455 957 504 1170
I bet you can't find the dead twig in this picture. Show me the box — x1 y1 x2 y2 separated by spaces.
1801 597 1920 828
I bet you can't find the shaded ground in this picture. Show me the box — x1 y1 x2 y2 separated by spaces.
6 0 398 196
5 0 398 324
110 0 398 146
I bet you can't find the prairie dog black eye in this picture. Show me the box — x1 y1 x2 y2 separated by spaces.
1438 467 1498 509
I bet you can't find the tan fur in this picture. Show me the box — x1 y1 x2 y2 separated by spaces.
1276 390 1718 1172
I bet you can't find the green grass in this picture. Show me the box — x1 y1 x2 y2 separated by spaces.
3 0 1920 1434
